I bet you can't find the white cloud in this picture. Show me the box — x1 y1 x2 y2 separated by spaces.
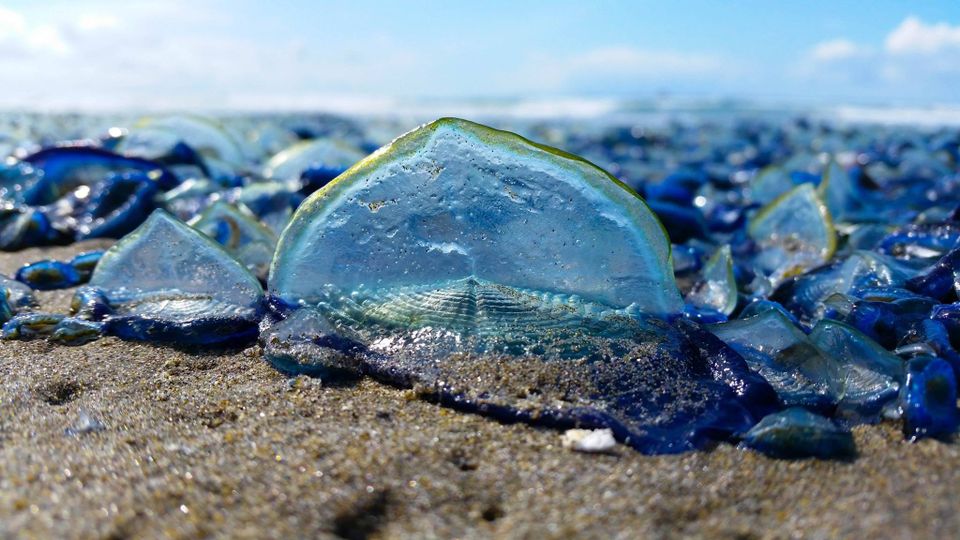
794 16 960 102
2 4 957 111
0 6 70 56
0 3 423 111
0 6 27 35
809 39 866 62
76 14 120 32
27 25 70 55
0 5 736 110
885 16 960 55
509 46 733 96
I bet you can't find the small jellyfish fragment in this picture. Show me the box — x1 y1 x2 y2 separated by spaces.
749 166 793 205
235 181 303 235
190 201 277 280
808 319 903 421
818 157 858 221
772 250 916 324
160 178 221 222
901 356 959 441
0 275 36 315
0 206 61 250
748 183 836 283
263 138 367 192
742 408 856 460
70 285 110 320
73 171 159 240
672 243 705 276
81 209 265 345
50 318 105 345
646 199 709 243
904 247 960 302
2 313 66 340
738 298 801 325
15 250 105 290
118 115 247 173
260 307 366 378
878 223 960 260
0 160 46 205
843 223 894 254
16 260 82 290
840 291 937 350
708 310 839 411
686 244 737 316
265 118 774 454
69 250 104 282
23 146 177 202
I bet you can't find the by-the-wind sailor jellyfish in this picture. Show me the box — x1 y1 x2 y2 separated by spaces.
190 201 278 281
75 209 264 345
264 118 777 454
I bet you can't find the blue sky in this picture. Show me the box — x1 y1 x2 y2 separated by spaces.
1 1 959 111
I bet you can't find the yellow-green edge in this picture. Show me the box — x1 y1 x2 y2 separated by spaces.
816 157 837 200
270 117 678 299
749 165 786 199
704 244 738 315
747 182 837 260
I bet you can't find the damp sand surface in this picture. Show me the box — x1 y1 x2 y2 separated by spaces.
1 244 959 539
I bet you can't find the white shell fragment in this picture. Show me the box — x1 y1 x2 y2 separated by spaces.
561 428 617 453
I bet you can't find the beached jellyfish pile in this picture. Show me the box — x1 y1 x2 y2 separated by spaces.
0 112 958 459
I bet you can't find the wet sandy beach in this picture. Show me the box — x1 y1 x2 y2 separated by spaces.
1 244 958 539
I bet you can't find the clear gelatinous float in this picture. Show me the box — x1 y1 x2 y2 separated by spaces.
264 118 778 453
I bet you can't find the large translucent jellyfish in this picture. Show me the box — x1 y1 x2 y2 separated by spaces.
264 118 777 453
272 118 682 315
75 209 264 345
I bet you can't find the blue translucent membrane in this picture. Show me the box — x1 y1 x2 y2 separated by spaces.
709 311 904 422
271 118 682 316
